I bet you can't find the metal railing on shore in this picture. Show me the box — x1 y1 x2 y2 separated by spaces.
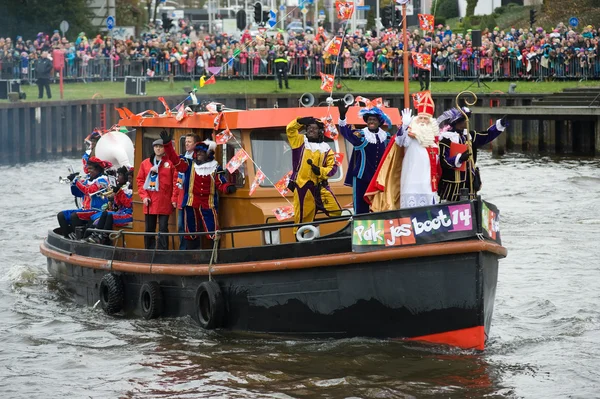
3 55 600 84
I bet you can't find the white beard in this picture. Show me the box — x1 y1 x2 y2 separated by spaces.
408 117 440 147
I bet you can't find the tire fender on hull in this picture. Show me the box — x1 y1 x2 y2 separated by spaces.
195 281 225 329
99 273 124 314
139 281 164 320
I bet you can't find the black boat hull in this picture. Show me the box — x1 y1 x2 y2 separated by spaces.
44 240 499 350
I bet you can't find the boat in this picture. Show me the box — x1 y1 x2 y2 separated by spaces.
40 101 506 351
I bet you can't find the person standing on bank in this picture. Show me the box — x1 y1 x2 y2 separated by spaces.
136 139 176 250
337 100 391 214
274 46 289 90
436 107 508 202
36 51 53 99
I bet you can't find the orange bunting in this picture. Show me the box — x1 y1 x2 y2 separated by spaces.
321 116 339 140
412 53 431 71
215 128 233 144
273 205 294 221
334 153 344 165
354 95 371 107
213 112 223 129
158 97 172 116
324 36 343 56
418 14 435 32
372 97 384 108
335 1 354 20
175 105 186 122
226 148 249 174
320 73 335 92
204 75 216 85
249 169 266 196
274 170 293 196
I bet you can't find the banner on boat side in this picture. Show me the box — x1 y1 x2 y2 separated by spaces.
351 201 475 252
480 200 501 244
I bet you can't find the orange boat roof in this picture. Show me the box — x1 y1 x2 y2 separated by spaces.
118 106 402 130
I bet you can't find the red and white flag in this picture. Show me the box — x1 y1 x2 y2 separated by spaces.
226 148 249 174
273 205 294 221
320 73 334 92
175 104 186 122
249 169 266 196
146 68 155 77
321 116 339 140
274 170 293 196
216 128 233 144
334 152 344 165
335 1 354 20
158 97 172 116
412 52 431 71
324 36 343 56
354 95 371 107
418 14 435 32
213 112 223 129
371 97 384 108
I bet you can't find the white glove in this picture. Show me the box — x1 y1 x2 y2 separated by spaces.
401 108 413 128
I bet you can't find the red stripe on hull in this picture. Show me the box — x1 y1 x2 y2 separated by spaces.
407 326 485 350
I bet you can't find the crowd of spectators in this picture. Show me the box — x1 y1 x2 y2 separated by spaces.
0 20 599 83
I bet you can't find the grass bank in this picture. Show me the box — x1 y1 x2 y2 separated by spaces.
6 78 600 103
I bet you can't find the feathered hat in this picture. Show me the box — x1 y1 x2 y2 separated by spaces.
87 156 112 170
436 106 472 127
358 106 392 126
195 139 217 153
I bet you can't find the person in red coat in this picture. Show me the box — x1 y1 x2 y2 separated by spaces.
160 130 236 248
136 139 177 249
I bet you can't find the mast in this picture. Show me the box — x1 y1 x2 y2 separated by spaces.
402 0 409 109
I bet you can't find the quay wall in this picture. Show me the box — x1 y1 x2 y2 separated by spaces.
0 92 598 165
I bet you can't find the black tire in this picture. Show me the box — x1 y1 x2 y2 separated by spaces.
195 281 225 329
99 273 124 314
139 281 163 320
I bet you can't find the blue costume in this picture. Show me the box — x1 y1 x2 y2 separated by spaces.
339 106 391 215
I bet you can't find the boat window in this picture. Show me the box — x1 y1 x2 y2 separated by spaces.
221 129 245 187
141 128 165 158
250 128 342 187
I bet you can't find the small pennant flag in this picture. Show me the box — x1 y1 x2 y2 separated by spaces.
324 36 343 56
158 97 172 116
354 95 371 107
412 53 432 71
372 97 384 108
205 75 216 85
320 73 335 92
321 116 339 140
258 27 267 36
335 1 354 20
207 66 221 75
226 148 249 174
274 170 293 196
213 112 223 129
146 68 155 77
418 14 435 32
175 104 186 122
216 128 233 145
273 205 294 221
411 90 430 108
334 153 344 165
249 169 266 196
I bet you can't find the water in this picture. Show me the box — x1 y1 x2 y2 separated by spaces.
1 153 600 398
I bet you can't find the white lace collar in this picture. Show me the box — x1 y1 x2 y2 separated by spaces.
193 160 218 176
303 136 331 153
440 129 470 143
362 127 387 144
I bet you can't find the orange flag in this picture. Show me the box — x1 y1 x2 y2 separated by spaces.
215 128 233 144
249 169 266 196
335 1 354 20
320 73 334 92
204 75 216 85
324 36 343 56
412 53 431 71
274 171 293 196
273 205 294 221
418 14 435 32
158 97 172 116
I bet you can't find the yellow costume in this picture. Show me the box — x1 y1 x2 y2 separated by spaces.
286 118 342 232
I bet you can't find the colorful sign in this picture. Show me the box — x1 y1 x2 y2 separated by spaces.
352 202 475 251
481 201 501 243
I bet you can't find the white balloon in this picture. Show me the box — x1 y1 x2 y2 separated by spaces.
95 130 135 169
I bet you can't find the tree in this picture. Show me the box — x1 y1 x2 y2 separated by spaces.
117 0 144 33
431 0 459 20
466 0 478 17
366 9 375 31
0 0 95 41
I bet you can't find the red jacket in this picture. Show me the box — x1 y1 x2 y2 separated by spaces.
136 155 177 215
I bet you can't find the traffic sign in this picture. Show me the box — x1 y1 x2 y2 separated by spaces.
569 17 579 27
301 7 308 15
106 15 115 30
279 5 285 11
59 20 69 34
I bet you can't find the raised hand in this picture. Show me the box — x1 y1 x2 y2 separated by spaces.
160 129 173 144
297 117 316 126
337 100 348 120
401 108 413 128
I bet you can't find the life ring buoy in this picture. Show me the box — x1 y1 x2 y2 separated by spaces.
99 273 124 314
195 281 225 329
139 281 163 320
296 225 320 242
